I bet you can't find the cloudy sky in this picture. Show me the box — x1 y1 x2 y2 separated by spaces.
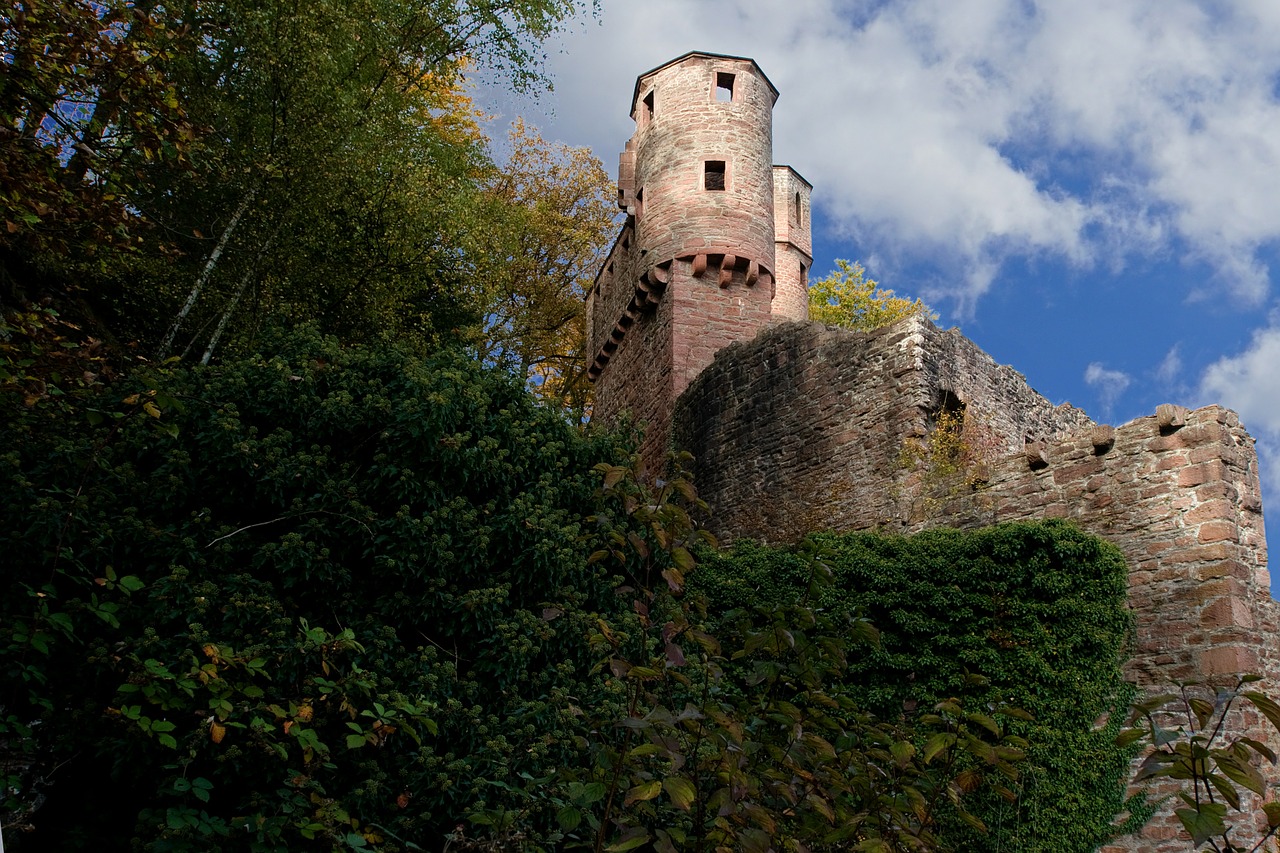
480 0 1280 589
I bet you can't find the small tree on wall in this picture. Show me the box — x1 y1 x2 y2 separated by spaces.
808 259 936 331
1120 678 1280 852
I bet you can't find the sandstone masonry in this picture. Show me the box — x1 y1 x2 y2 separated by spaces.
586 52 811 466
589 53 1278 853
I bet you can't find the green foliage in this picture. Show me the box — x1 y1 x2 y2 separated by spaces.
1121 678 1280 851
1 0 602 368
695 521 1142 853
461 458 1033 853
0 326 635 849
0 0 196 261
472 119 620 413
808 259 936 331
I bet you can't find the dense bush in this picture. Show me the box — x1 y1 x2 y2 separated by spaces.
0 327 634 850
696 523 1143 853
1 322 1146 852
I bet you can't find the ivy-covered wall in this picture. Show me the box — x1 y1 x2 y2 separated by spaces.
696 521 1141 853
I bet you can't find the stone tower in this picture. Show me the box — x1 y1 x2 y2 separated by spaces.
585 52 812 467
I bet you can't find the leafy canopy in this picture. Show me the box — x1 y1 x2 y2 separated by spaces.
808 259 936 331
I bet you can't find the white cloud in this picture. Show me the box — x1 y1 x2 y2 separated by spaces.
1200 323 1280 507
1200 325 1280 435
1156 344 1183 386
1084 362 1132 413
501 0 1280 311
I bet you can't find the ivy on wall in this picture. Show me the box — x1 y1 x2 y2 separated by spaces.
695 521 1145 853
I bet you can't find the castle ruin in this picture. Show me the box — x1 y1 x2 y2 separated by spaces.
585 51 1279 853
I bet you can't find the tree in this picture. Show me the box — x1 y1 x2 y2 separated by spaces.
808 259 936 331
1 0 601 365
471 119 619 412
0 0 195 275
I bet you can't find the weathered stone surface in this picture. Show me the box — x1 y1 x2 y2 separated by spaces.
588 52 1279 853
586 53 815 469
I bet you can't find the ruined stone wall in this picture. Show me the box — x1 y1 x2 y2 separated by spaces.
673 316 1279 852
673 317 1092 542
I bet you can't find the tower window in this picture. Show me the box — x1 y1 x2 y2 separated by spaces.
794 191 802 223
704 161 726 191
800 262 808 289
715 72 735 102
642 90 655 121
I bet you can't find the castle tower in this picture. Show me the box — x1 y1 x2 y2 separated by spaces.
586 52 811 467
772 166 813 322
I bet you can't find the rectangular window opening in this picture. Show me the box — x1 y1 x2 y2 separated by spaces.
704 161 726 191
715 72 735 102
642 90 655 119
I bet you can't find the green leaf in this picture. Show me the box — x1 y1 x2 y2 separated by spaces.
1175 802 1227 847
1188 696 1215 730
1243 692 1280 736
605 832 651 852
118 575 145 592
671 546 695 573
1114 727 1146 748
346 734 366 749
556 806 582 831
1206 772 1241 810
663 776 696 811
579 782 607 805
1214 752 1264 795
624 780 661 805
922 732 956 764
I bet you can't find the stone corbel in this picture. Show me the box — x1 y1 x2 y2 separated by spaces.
719 254 736 288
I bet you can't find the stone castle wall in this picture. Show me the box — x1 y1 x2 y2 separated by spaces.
672 317 1279 852
672 318 1094 541
587 54 1280 847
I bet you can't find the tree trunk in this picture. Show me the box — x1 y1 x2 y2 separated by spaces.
157 185 257 360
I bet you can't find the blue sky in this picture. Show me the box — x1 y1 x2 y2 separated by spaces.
479 0 1280 592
